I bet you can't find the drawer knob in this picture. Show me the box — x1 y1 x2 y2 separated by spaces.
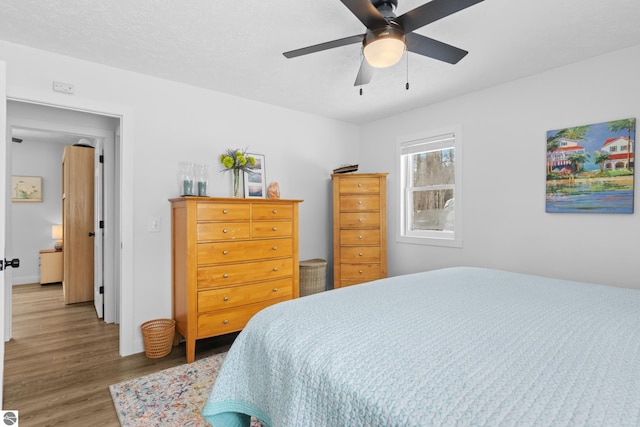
358 235 363 239
223 229 228 233
358 218 363 223
223 273 229 278
223 319 229 325
358 200 363 204
358 183 362 187
359 270 363 274
273 267 278 271
272 227 278 231
272 209 278 214
223 250 228 255
359 252 363 256
273 246 278 250
273 288 278 293
223 209 228 214
223 296 229 302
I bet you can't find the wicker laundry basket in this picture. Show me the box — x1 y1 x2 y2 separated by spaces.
299 259 327 297
141 318 176 358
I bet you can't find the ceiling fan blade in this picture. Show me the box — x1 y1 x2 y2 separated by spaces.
340 0 388 29
283 34 364 58
354 58 374 86
397 0 485 33
405 33 468 64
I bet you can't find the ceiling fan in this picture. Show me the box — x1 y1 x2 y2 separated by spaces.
283 0 484 86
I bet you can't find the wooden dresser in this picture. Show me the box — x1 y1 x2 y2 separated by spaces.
40 249 63 284
332 173 388 288
170 197 302 362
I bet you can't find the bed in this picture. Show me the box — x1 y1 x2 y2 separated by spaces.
202 267 640 426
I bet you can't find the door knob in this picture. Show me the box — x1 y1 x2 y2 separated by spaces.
89 232 95 237
1 258 20 271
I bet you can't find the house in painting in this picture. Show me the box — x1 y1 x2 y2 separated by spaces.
601 136 635 170
547 138 587 173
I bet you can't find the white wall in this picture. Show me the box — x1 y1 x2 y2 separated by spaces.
10 140 65 284
360 44 640 290
0 40 359 354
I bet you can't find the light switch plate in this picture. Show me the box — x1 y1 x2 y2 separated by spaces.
149 217 161 232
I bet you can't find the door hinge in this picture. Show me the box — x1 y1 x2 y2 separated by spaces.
99 220 104 229
99 154 104 163
99 286 104 294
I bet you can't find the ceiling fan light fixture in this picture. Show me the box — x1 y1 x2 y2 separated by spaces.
363 27 405 68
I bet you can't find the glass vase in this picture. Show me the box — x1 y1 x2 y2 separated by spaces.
178 162 195 196
232 168 241 198
195 164 209 197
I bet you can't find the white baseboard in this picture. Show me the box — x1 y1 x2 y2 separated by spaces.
12 276 40 285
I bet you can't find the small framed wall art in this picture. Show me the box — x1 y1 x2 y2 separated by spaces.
244 153 266 198
12 175 42 202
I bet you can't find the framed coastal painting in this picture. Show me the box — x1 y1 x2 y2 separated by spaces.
546 118 635 213
244 153 266 198
12 176 42 202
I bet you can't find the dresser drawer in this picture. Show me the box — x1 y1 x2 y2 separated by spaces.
340 195 380 211
340 246 381 263
340 279 371 287
198 258 294 288
197 222 250 241
198 239 292 264
252 221 292 238
340 229 380 245
339 177 380 194
253 204 293 220
197 297 289 337
339 212 380 228
341 263 381 280
198 278 293 312
197 202 250 221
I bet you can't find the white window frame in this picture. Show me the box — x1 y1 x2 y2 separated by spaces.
396 125 463 248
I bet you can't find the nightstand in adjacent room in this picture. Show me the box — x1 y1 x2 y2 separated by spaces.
40 249 63 284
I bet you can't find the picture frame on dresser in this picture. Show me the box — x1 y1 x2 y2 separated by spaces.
244 153 266 198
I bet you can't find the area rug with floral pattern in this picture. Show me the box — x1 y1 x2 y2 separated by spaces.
109 352 262 426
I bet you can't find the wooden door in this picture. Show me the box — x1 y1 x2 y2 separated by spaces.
62 145 95 304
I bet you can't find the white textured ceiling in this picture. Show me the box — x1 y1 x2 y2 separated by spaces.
1 0 640 124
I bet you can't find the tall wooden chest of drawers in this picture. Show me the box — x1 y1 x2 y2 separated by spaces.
170 197 302 362
332 173 387 288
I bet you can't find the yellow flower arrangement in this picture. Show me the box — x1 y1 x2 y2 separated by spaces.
219 148 257 173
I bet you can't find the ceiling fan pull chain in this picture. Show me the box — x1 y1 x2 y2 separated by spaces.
359 49 364 96
405 49 410 91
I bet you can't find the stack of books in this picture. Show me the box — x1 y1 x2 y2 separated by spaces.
332 164 358 174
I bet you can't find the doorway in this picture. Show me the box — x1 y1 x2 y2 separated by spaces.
5 101 120 335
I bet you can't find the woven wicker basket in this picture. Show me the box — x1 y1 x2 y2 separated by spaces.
141 318 176 358
299 258 327 297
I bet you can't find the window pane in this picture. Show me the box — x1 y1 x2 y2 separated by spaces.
411 149 455 187
411 190 454 232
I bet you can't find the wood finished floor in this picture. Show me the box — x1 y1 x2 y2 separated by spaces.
3 283 236 426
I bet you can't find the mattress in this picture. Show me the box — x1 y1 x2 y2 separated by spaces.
203 267 640 426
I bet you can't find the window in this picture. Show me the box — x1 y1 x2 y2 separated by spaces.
397 126 462 247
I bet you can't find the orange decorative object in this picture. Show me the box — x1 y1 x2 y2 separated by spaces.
268 182 280 199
